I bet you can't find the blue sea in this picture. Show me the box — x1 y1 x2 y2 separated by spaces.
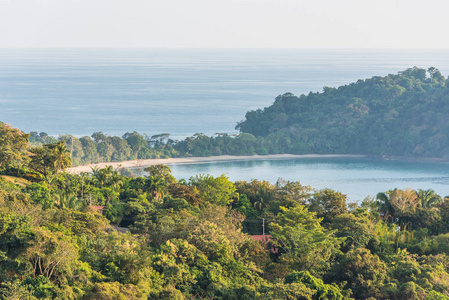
168 157 449 201
2 48 449 139
2 48 449 199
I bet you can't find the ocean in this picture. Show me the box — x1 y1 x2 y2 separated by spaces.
168 156 449 201
2 48 449 140
2 48 449 199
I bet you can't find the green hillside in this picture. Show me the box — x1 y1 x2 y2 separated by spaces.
236 67 449 158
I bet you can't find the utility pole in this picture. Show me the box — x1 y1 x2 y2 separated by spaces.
70 136 74 160
262 218 265 236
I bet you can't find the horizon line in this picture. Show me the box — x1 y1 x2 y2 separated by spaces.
0 47 448 50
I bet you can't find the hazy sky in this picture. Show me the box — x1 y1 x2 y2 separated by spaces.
0 0 448 48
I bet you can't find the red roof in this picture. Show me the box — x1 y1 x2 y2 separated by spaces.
251 235 272 243
250 235 278 253
88 205 105 211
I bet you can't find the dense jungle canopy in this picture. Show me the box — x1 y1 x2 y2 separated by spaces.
236 67 449 158
3 120 449 299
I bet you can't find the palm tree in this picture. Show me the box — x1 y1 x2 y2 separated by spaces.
51 141 72 172
55 193 84 210
92 165 113 188
253 196 265 211
377 189 422 227
253 185 268 210
416 189 442 208
102 187 118 206
110 171 123 194
376 190 396 220
66 195 85 210
146 175 167 202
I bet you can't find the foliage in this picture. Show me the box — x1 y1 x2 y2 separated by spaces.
270 206 342 276
329 210 374 251
236 67 449 159
284 271 345 300
327 248 388 299
3 126 449 298
0 123 30 175
189 174 237 206
308 188 348 223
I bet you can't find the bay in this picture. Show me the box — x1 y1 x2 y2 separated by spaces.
168 157 449 202
3 49 449 199
1 48 449 139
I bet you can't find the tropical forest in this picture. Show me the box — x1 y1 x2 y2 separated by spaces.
2 68 449 299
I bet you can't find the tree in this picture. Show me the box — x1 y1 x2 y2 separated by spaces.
92 165 114 188
376 190 396 220
330 211 374 251
235 179 275 212
27 182 54 209
327 248 388 299
0 212 35 282
270 205 341 276
308 188 348 223
26 228 78 281
167 182 202 206
145 175 167 202
50 141 72 172
123 131 148 158
59 135 84 166
149 133 170 147
377 189 421 228
275 178 312 208
91 132 107 143
189 174 237 206
78 136 99 164
416 189 442 208
144 164 176 184
28 142 72 180
284 271 344 300
0 123 30 174
110 171 124 194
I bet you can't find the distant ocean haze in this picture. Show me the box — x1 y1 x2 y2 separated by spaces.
1 48 449 140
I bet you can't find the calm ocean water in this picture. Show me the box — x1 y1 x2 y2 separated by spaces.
1 49 449 139
2 48 449 198
168 157 449 201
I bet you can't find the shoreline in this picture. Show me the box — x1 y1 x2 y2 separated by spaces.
66 153 449 174
66 154 367 174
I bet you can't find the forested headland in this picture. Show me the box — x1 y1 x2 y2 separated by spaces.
24 67 449 167
3 120 449 299
236 67 449 158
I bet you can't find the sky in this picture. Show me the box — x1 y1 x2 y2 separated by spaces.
0 0 448 48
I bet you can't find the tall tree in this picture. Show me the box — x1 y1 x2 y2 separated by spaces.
145 175 167 202
92 165 114 188
416 189 442 208
189 174 237 206
50 141 72 172
0 123 30 174
308 188 348 223
28 142 72 180
270 205 341 276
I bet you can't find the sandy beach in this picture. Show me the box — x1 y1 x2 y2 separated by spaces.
66 154 366 174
